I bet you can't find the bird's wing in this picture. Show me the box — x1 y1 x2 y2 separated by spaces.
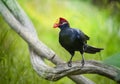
81 32 90 40
76 29 90 42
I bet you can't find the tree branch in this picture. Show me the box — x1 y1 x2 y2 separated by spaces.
0 0 120 84
30 49 120 83
50 61 120 81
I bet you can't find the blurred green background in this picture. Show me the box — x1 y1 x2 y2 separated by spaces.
0 0 120 84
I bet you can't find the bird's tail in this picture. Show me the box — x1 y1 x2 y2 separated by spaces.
84 45 103 54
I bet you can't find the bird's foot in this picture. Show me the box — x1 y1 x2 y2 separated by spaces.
81 60 85 67
68 61 72 67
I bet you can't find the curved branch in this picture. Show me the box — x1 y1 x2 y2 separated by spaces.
30 50 120 83
52 61 120 82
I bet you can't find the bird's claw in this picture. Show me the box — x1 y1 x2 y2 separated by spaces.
68 61 72 67
81 60 85 67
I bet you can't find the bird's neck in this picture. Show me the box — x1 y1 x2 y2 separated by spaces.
59 24 70 30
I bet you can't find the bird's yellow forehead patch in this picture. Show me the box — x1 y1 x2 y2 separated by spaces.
55 18 59 24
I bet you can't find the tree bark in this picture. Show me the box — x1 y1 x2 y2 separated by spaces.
0 0 120 84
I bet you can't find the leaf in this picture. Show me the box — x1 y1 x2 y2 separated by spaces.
103 53 120 68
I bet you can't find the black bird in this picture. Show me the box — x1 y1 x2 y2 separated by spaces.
53 17 103 67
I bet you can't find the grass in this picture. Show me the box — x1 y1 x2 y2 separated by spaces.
0 0 120 84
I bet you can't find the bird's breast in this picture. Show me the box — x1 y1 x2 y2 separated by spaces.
59 32 77 49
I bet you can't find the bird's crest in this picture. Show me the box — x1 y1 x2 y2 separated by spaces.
59 17 68 23
53 17 69 28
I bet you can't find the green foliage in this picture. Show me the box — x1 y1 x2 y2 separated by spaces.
0 0 120 84
103 53 120 68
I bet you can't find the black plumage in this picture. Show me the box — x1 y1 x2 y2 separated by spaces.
53 17 103 67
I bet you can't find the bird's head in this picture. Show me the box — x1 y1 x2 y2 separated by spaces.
53 17 70 29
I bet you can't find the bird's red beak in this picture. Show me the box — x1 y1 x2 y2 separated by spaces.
53 23 59 28
53 19 59 28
